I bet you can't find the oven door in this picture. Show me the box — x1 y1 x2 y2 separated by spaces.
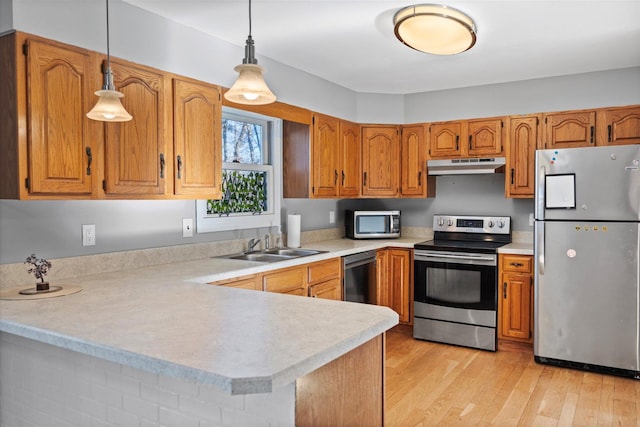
414 250 497 311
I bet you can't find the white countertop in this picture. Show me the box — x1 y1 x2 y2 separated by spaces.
0 238 413 395
497 242 534 255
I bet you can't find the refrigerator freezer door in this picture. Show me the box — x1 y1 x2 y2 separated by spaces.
535 145 640 221
534 221 640 371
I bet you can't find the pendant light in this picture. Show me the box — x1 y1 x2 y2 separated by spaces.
224 0 276 105
87 0 132 122
393 4 477 55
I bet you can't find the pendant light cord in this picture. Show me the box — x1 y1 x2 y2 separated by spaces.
106 0 111 70
248 0 252 37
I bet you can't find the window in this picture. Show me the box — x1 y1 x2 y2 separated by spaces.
196 108 282 233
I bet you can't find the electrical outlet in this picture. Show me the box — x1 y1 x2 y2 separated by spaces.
82 224 96 246
529 213 534 227
183 218 194 238
329 211 335 224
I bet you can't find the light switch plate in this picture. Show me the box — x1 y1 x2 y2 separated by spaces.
183 218 193 238
329 211 335 224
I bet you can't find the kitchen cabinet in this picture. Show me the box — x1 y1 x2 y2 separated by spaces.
308 258 342 300
400 125 435 197
428 118 504 159
428 122 462 158
505 115 540 198
376 248 412 324
0 33 103 199
362 126 400 197
542 110 596 149
0 31 223 200
262 266 307 295
104 58 171 196
596 105 640 146
284 115 361 198
208 274 261 290
172 78 222 198
498 254 533 343
339 120 361 197
311 113 340 197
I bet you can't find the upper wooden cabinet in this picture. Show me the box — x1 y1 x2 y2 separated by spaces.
400 125 425 197
362 126 400 197
339 120 361 197
104 58 170 196
311 113 341 197
428 118 504 159
173 78 222 198
428 122 462 158
0 34 102 199
467 118 504 156
597 106 640 146
542 110 596 149
505 115 540 198
0 31 222 200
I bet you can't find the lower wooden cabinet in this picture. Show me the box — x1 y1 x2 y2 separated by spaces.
307 258 342 300
206 274 261 290
376 248 412 324
262 266 307 295
498 254 533 343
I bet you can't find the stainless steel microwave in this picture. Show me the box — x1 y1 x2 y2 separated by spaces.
345 210 401 239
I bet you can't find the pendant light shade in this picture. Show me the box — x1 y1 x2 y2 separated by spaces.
224 0 276 105
87 0 132 122
394 4 477 55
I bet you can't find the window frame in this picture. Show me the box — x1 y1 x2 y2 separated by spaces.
196 108 282 233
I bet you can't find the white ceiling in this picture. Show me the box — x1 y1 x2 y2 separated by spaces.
123 0 640 95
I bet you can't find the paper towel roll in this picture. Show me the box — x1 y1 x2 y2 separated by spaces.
287 214 301 248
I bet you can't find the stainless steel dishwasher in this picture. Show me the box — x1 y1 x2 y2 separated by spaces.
342 250 377 303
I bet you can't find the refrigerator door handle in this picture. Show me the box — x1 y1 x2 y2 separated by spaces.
537 221 545 275
536 165 546 220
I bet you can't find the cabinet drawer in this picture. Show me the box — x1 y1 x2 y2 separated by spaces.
501 254 533 273
208 274 260 290
263 267 307 294
308 258 341 286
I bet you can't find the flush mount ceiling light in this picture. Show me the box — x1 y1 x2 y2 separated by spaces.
224 0 276 105
393 4 477 55
87 0 132 122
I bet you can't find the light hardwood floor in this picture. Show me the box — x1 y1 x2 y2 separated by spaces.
385 325 639 426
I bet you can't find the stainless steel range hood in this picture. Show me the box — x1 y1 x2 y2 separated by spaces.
427 157 506 175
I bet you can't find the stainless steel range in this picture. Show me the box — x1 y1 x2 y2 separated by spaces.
413 215 511 351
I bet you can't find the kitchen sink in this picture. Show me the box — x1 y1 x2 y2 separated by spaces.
218 248 327 263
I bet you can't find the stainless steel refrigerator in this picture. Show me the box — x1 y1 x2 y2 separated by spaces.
534 144 640 379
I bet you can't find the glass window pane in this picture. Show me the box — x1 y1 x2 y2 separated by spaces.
207 169 268 216
222 118 263 164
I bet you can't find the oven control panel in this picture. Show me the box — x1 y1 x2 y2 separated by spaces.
433 215 511 234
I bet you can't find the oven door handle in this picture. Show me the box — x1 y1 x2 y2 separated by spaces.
415 253 495 262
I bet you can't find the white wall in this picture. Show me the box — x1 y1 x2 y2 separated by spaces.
1 0 639 264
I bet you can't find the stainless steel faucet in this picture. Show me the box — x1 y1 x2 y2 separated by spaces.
247 238 261 252
264 234 270 250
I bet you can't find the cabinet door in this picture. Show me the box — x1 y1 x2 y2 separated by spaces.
375 249 389 307
400 125 425 197
387 249 412 323
173 78 222 198
499 273 533 342
309 278 342 300
263 266 307 295
362 126 399 197
312 113 340 197
467 118 503 156
543 111 596 149
598 106 640 146
428 122 461 158
339 120 361 197
209 274 260 290
104 59 169 195
25 39 95 195
506 116 539 198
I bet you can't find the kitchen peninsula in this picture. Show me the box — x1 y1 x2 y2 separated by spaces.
0 251 399 426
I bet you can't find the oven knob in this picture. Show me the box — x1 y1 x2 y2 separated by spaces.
437 217 445 227
488 220 494 228
498 219 505 228
447 219 453 226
